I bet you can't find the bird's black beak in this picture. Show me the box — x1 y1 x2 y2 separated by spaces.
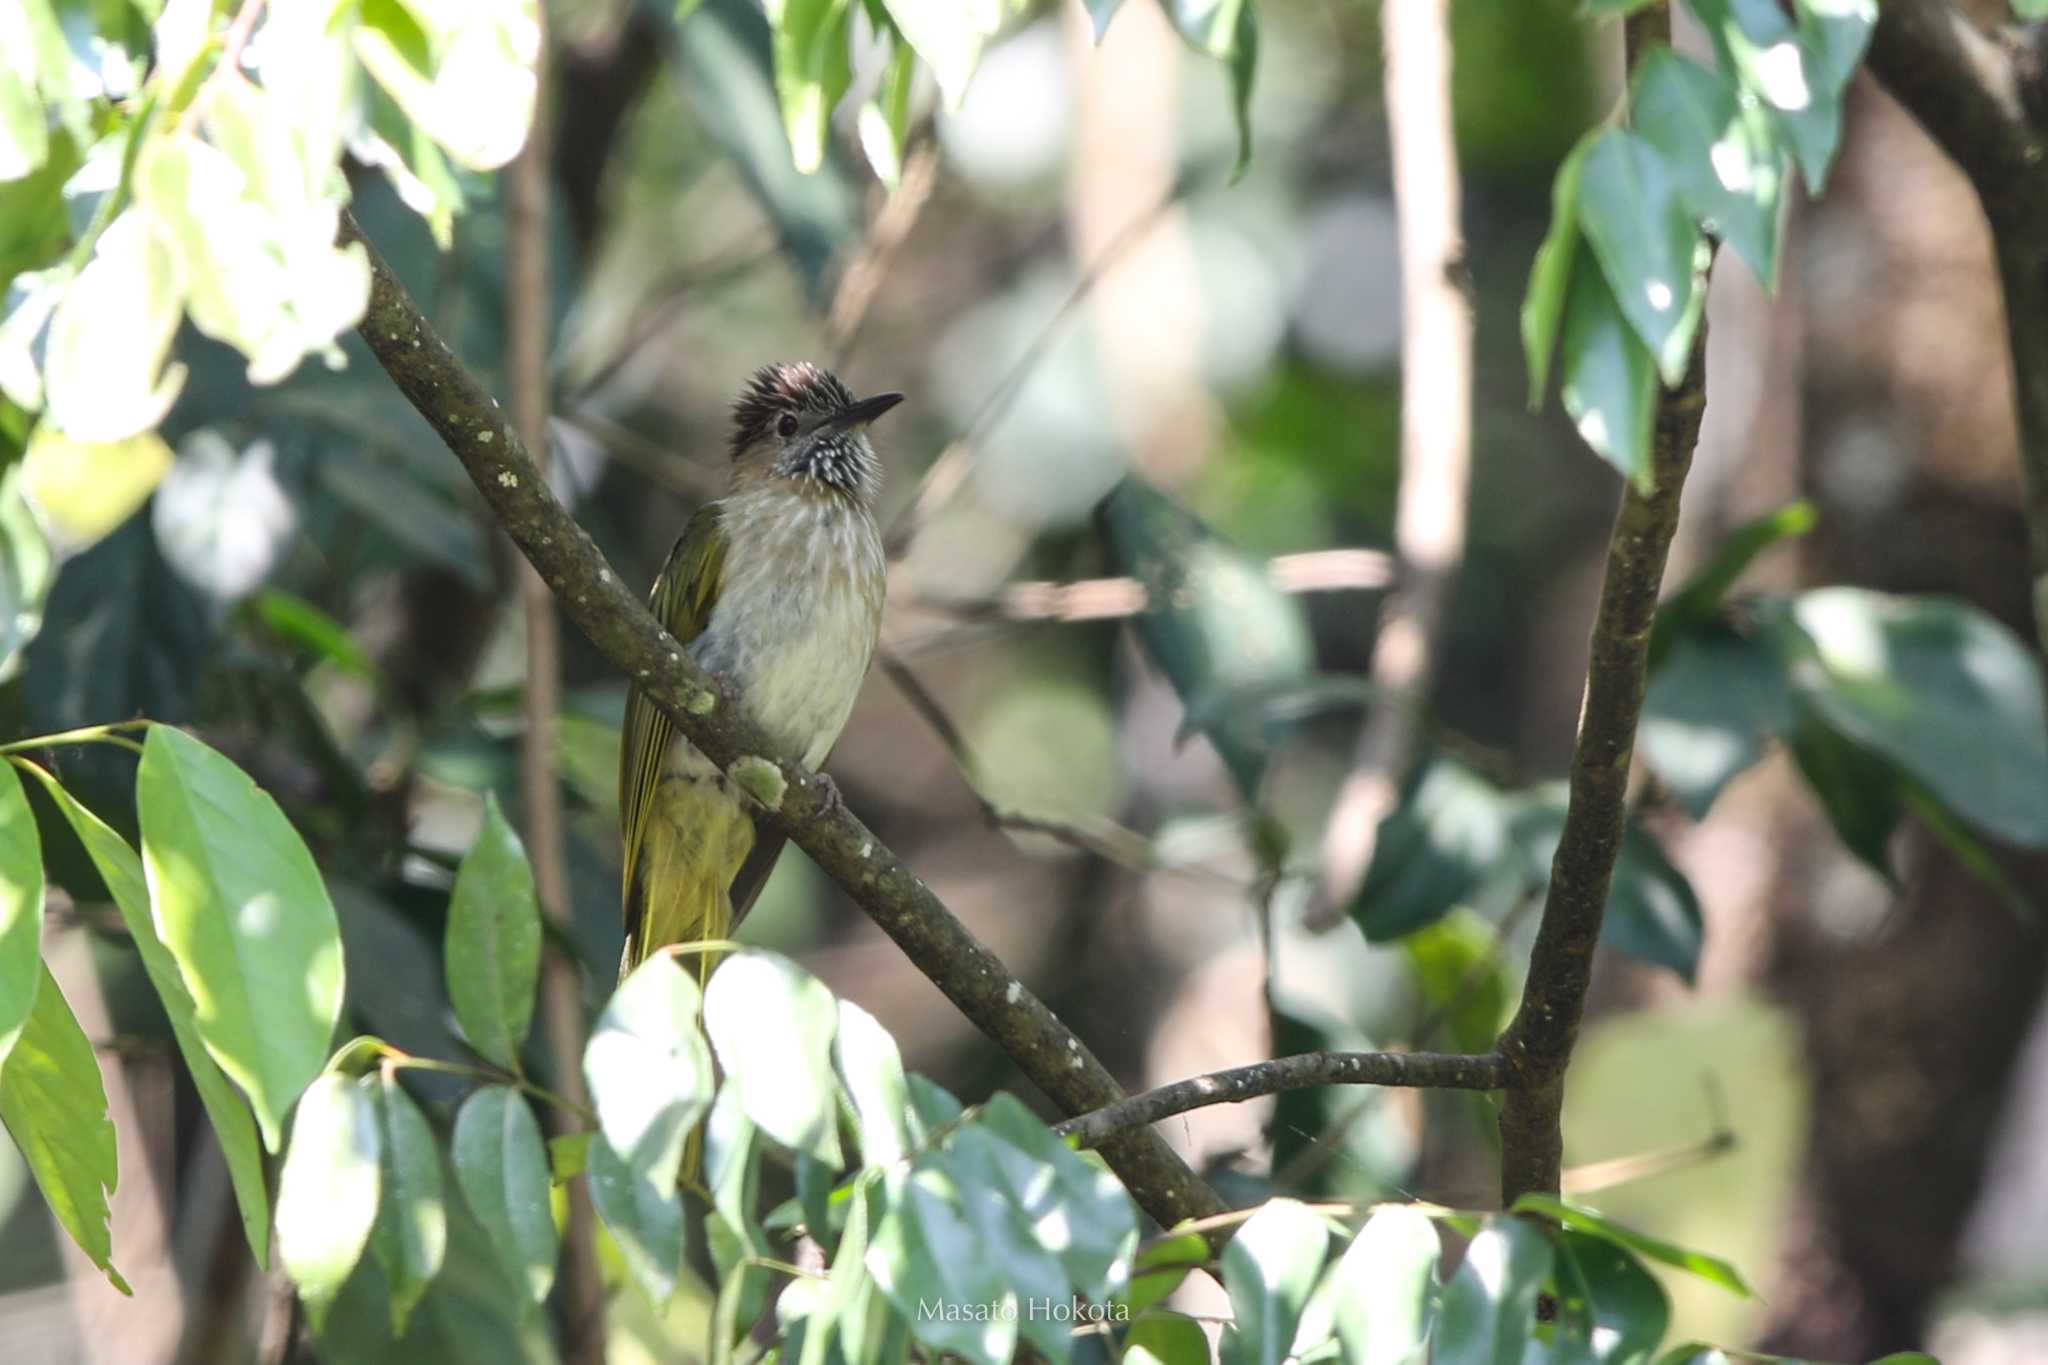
826 392 905 430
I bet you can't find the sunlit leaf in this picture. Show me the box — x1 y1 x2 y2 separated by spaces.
252 588 376 678
137 724 347 1151
945 1126 1075 1363
584 953 714 1189
857 40 916 186
1641 625 1793 818
42 211 184 441
24 762 272 1264
868 1159 1017 1365
1523 130 1595 408
1433 1215 1551 1365
766 0 855 174
1351 754 1516 943
1327 1205 1439 1365
1167 0 1258 177
1559 241 1658 488
20 425 171 555
1124 1312 1210 1365
0 463 51 681
371 1071 448 1335
353 0 542 172
836 997 915 1167
278 1073 382 1330
978 1092 1138 1291
1554 1230 1669 1365
1511 1194 1752 1296
704 949 843 1166
1575 127 1705 385
1774 589 2048 847
1219 1198 1331 1365
0 962 128 1293
442 792 541 1072
587 1131 687 1306
0 763 38 1070
450 1085 557 1305
880 0 1008 109
1630 49 1784 290
1117 1230 1208 1317
1402 909 1510 1056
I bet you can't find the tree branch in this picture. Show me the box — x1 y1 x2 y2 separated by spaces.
1054 1049 1509 1150
336 211 1230 1234
1863 2 2048 662
1312 0 1474 929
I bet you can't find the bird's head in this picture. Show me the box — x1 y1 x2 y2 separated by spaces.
729 361 901 503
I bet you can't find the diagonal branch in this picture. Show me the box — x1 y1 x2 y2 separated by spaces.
334 211 1231 1233
1054 1048 1509 1150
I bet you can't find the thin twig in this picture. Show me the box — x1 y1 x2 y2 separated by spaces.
1054 1048 1508 1150
1560 1077 1736 1195
1310 0 1473 931
505 34 607 1361
906 548 1393 624
828 139 942 363
339 208 1231 1236
882 176 1201 558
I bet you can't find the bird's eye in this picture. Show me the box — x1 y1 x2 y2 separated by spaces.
777 413 800 438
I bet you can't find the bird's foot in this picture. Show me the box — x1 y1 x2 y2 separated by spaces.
810 772 844 815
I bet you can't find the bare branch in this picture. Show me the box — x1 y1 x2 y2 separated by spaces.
339 210 1231 1234
906 549 1393 625
1054 1049 1509 1150
1312 0 1474 929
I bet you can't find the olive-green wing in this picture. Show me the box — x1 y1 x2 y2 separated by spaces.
619 504 727 946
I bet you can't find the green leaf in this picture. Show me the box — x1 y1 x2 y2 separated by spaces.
1648 500 1818 669
1433 1215 1551 1365
1117 1230 1208 1317
1794 0 1878 95
797 1173 880 1365
0 29 49 183
24 762 272 1264
584 953 714 1189
1524 131 1596 409
137 724 346 1152
1554 1231 1669 1365
0 762 42 1069
1327 1205 1439 1365
868 1159 1018 1365
1096 479 1314 799
1575 127 1705 385
836 998 915 1167
1219 1198 1331 1365
703 949 844 1166
1775 589 2048 847
352 0 541 172
277 1073 382 1330
450 1085 557 1305
1559 241 1659 488
978 1092 1139 1289
1581 0 1660 12
1785 707 1900 877
1403 911 1511 1056
42 211 184 442
1641 626 1794 818
1629 49 1784 290
1175 673 1378 750
444 791 541 1072
1125 1311 1211 1365
0 962 128 1293
252 588 377 678
0 129 77 293
880 0 1009 109
370 1072 447 1335
1688 0 1868 193
1167 0 1258 177
945 1127 1076 1364
856 40 917 186
588 1131 688 1306
704 1086 774 1333
766 0 855 174
1509 790 1705 982
1352 754 1516 942
23 425 173 555
0 459 53 680
1510 1194 1752 1296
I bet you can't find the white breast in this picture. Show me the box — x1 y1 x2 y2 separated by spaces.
687 488 885 768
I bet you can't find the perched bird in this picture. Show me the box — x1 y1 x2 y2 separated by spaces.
618 362 899 986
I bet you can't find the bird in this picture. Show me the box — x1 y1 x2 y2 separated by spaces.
617 362 900 988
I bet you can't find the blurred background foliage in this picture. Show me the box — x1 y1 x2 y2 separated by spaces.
3 0 2048 1361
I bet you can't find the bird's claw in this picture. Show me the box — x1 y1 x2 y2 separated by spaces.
811 773 844 815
